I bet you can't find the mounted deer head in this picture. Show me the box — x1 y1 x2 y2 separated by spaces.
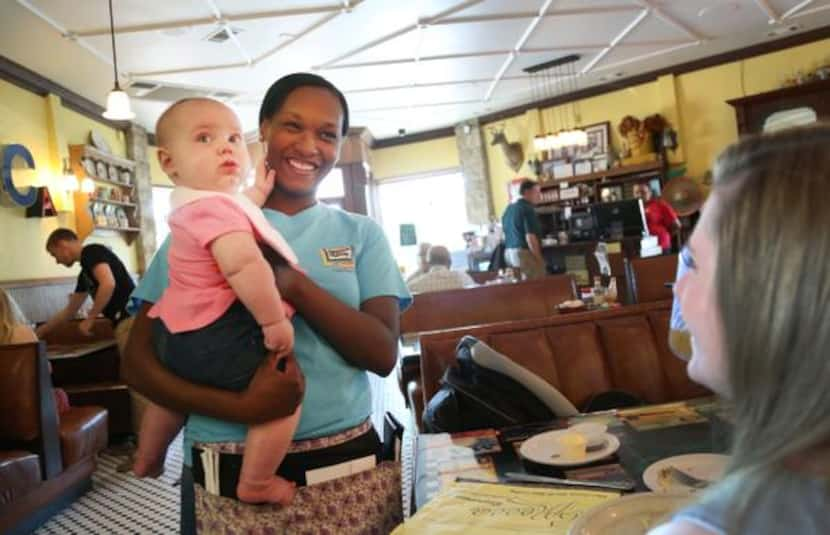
491 130 524 173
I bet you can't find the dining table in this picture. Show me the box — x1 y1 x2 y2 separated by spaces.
409 396 732 531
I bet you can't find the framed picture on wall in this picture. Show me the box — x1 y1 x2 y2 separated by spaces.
574 121 610 161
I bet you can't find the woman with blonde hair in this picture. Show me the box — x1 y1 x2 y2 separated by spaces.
1 288 70 413
0 288 37 345
651 125 830 534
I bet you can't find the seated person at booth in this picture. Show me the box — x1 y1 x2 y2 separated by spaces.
650 126 830 534
36 228 135 338
633 183 680 255
408 245 476 293
405 242 432 283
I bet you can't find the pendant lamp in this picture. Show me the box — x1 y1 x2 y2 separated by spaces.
102 0 135 120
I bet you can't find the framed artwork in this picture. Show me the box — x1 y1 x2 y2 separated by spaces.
541 121 611 163
575 121 610 161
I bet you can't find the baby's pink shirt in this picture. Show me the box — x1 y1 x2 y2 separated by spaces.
149 196 274 333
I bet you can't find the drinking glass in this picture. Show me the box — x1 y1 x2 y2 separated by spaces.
669 247 693 361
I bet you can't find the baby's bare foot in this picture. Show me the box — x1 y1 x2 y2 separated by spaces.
237 476 296 505
131 455 165 478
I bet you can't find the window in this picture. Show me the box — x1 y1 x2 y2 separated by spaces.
317 167 345 200
375 170 478 277
151 186 173 250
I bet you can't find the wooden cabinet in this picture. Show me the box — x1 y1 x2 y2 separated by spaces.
727 79 830 135
69 144 140 244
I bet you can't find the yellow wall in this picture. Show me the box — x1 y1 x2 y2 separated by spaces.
371 136 459 180
148 146 174 186
677 38 830 179
0 79 139 281
483 37 830 216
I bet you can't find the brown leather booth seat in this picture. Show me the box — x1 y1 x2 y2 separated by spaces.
626 254 678 304
0 342 108 535
401 274 577 336
410 300 708 431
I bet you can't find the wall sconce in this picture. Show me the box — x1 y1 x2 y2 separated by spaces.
80 177 95 194
62 158 79 192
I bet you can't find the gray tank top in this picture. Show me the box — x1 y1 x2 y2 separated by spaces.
674 473 830 534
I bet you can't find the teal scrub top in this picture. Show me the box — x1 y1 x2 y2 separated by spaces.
133 202 411 464
502 198 541 249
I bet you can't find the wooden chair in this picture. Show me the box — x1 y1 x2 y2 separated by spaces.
626 254 678 304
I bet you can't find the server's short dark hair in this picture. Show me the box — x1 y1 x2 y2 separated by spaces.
519 179 539 195
259 73 349 136
46 228 78 248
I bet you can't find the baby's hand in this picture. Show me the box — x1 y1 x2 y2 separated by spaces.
262 318 294 357
254 156 276 198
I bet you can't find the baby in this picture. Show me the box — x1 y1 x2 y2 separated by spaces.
133 98 301 505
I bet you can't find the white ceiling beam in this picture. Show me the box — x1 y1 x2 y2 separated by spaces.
69 4 349 37
781 0 824 19
353 99 482 113
15 0 118 76
131 2 361 77
252 8 345 64
752 0 780 23
592 40 701 73
582 9 649 74
433 5 641 26
204 0 252 66
344 76 530 94
317 40 691 71
630 0 704 41
318 0 484 68
484 0 556 101
788 4 830 18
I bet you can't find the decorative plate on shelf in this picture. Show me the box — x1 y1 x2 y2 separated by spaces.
121 170 132 185
95 161 107 179
82 157 96 177
90 130 111 153
108 164 119 182
116 207 129 228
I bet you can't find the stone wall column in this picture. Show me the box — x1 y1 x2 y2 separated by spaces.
455 118 494 225
125 124 155 273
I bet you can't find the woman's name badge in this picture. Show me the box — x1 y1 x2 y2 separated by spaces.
320 246 355 270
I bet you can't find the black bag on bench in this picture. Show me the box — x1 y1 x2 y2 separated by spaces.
422 336 555 433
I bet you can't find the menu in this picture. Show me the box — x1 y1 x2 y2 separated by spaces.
395 481 619 534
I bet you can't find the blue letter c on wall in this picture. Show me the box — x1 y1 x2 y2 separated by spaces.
1 144 38 207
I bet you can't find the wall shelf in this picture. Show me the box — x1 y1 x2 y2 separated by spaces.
539 161 663 188
69 144 140 245
88 198 137 209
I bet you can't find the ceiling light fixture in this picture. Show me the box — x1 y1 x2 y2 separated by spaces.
525 54 587 156
102 0 135 121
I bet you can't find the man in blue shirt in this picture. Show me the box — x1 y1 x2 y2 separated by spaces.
501 179 546 280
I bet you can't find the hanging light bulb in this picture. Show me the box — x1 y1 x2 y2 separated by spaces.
80 177 96 194
62 158 79 192
102 0 135 121
572 129 589 147
533 134 548 153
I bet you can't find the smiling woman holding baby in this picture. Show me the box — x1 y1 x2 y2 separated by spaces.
124 73 410 534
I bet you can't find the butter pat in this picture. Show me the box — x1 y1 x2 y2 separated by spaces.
557 432 587 460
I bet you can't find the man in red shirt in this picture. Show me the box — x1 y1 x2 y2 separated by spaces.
633 183 680 254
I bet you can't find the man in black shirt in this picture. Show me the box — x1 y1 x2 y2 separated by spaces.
37 228 135 338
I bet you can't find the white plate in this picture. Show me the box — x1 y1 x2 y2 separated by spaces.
568 493 690 535
90 130 111 153
643 454 728 495
520 430 620 467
